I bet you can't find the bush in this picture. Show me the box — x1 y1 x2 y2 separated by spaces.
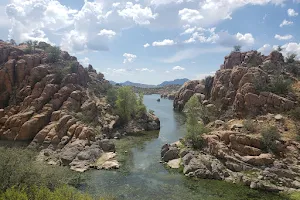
286 53 297 64
233 45 241 52
0 147 75 191
149 109 155 115
286 63 300 77
106 88 118 107
184 95 210 149
254 75 292 96
46 46 61 63
261 126 281 153
289 107 300 121
243 119 256 132
0 185 113 200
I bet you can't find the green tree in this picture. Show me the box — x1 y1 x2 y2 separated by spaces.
136 92 146 117
184 95 209 149
233 45 241 52
286 53 297 64
277 45 283 52
46 46 61 63
107 88 118 107
24 40 33 54
116 86 137 122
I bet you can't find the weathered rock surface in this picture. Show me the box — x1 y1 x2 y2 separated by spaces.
0 41 160 172
173 50 296 117
162 129 300 192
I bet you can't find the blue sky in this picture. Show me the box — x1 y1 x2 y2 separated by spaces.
0 0 299 85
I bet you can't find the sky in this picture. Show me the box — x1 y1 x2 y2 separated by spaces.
0 0 299 85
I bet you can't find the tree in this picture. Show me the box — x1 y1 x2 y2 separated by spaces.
24 40 33 54
184 95 209 149
106 88 118 107
33 40 38 53
286 53 297 64
277 45 283 52
46 46 61 63
116 86 137 122
233 45 241 52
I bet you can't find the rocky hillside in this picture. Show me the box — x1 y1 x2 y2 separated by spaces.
0 41 160 172
174 50 298 117
166 50 300 192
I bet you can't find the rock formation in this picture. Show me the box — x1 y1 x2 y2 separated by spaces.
168 49 300 192
173 50 296 118
0 41 160 172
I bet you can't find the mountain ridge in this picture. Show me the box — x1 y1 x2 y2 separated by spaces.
109 78 190 88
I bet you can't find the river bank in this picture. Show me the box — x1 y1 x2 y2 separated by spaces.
82 94 288 200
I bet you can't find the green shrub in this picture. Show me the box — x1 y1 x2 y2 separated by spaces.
115 87 147 123
46 46 61 63
106 88 118 107
261 126 281 153
254 75 292 96
184 95 210 149
286 53 297 64
0 147 75 191
243 119 257 132
289 107 300 121
233 45 241 52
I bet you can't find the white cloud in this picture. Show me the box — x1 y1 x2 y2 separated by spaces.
150 0 191 6
160 47 231 63
173 66 185 71
136 68 154 72
165 70 170 73
118 2 158 25
280 19 293 27
288 8 298 17
178 8 203 24
180 27 196 35
217 32 255 47
183 27 219 44
257 44 278 55
143 43 150 48
274 34 293 40
282 43 300 59
112 2 121 7
98 29 116 38
123 53 137 64
79 57 90 67
152 39 176 46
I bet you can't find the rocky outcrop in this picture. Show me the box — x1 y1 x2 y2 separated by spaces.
162 129 300 192
0 41 160 171
173 50 296 116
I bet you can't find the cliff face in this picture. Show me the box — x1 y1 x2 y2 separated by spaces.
173 50 298 118
0 41 160 172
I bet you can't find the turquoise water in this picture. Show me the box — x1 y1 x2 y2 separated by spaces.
85 94 286 200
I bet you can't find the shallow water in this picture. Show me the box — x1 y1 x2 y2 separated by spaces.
85 94 286 200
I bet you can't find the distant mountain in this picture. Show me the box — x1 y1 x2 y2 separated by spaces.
109 78 189 88
119 81 157 88
158 78 189 87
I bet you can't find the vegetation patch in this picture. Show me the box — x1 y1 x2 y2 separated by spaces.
261 125 281 153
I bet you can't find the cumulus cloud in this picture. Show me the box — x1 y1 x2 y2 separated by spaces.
172 66 185 71
143 43 150 48
178 8 203 24
257 44 278 55
288 8 298 17
282 43 300 59
183 27 219 44
280 19 293 27
123 53 137 64
152 39 176 46
274 34 293 40
217 32 255 47
136 68 154 72
98 29 116 38
117 2 158 25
